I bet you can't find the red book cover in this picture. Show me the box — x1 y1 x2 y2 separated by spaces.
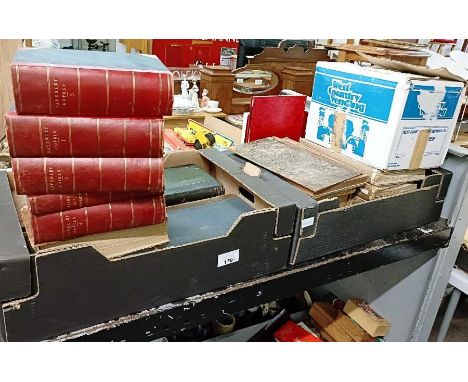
13 157 164 195
274 321 322 342
31 196 166 244
11 48 173 117
246 95 307 142
29 191 157 215
5 113 164 158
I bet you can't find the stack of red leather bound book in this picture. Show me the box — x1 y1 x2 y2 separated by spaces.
5 48 174 244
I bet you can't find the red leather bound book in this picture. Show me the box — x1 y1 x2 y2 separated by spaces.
29 191 156 215
246 95 307 142
31 196 166 244
11 48 173 117
5 113 164 158
13 157 164 195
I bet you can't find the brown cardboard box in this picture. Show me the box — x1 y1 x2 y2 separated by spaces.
1 148 307 341
343 299 391 337
202 115 242 146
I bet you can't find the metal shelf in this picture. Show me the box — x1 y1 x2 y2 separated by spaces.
54 220 450 342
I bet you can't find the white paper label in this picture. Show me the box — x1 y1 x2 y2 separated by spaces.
237 78 244 83
217 249 240 267
301 216 315 229
418 227 432 234
254 79 263 85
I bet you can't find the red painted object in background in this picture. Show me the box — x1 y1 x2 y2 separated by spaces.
152 39 239 67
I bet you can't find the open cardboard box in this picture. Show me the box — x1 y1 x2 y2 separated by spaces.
272 140 452 264
229 138 452 265
0 148 314 341
5 169 169 260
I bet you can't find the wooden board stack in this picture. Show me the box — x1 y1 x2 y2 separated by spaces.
309 299 390 342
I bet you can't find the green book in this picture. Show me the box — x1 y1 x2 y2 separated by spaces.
164 165 225 206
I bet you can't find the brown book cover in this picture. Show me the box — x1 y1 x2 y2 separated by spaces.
235 137 368 199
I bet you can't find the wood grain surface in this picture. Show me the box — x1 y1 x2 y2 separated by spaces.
1 40 22 138
235 137 360 193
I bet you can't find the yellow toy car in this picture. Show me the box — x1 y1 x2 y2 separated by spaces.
174 119 216 150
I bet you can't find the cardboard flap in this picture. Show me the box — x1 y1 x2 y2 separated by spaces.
199 147 296 207
203 115 242 146
200 147 317 237
21 207 169 260
356 51 467 82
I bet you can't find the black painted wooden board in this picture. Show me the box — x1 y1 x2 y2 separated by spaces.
65 220 450 342
293 185 443 263
0 171 31 302
1 198 291 341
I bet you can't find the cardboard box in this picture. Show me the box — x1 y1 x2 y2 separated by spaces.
305 61 465 169
201 115 243 147
281 141 452 264
232 138 451 264
343 299 390 337
0 149 315 341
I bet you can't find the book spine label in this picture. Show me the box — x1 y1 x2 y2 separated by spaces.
29 191 157 215
13 157 164 194
31 196 166 244
11 64 174 117
5 115 164 158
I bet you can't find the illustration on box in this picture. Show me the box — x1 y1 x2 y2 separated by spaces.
316 106 369 158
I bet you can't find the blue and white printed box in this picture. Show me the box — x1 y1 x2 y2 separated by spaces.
305 62 465 170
